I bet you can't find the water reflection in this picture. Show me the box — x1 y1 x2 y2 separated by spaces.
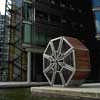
0 88 32 100
0 88 74 100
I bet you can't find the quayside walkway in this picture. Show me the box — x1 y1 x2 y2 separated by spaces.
31 85 100 100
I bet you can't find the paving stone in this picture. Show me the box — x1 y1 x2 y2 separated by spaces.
31 86 100 99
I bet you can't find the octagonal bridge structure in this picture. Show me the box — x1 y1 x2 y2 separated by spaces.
43 36 91 87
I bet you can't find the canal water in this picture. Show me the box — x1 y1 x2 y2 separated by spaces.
0 88 32 100
0 88 68 100
0 88 98 100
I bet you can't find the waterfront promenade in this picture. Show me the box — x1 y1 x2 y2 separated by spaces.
31 85 100 100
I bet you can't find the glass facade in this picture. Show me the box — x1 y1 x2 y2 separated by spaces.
23 2 32 22
92 0 100 7
1 0 28 81
23 1 32 44
0 14 9 81
32 32 47 45
23 1 48 46
92 0 100 38
23 23 32 43
94 11 100 33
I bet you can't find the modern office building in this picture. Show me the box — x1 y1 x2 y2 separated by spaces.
3 0 27 82
2 0 100 84
0 13 9 81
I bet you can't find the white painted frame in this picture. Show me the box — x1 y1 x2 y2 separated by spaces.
43 36 76 87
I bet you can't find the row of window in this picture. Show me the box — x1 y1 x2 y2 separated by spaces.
23 3 68 24
23 1 71 24
0 21 4 24
0 24 4 26
0 18 5 21
36 10 67 24
36 0 71 8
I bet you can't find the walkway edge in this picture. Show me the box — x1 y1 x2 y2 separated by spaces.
31 86 100 99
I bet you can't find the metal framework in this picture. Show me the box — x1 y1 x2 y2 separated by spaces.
43 36 76 86
0 14 8 81
1 0 27 81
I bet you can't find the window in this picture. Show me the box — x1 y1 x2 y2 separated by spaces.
38 32 47 45
16 0 22 8
61 16 68 24
23 2 32 22
49 0 55 5
92 0 100 7
94 11 100 33
32 31 47 45
50 15 61 23
23 23 32 43
92 0 100 39
60 0 67 8
49 0 60 7
36 11 48 22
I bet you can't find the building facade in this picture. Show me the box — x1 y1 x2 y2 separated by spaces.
88 0 100 82
0 13 9 81
22 0 96 83
3 0 27 82
2 0 100 83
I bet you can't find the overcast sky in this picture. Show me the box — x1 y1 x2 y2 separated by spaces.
0 0 6 15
